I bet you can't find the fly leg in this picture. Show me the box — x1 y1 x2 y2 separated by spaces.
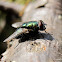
45 30 53 35
45 30 48 33
7 39 14 48
7 40 10 49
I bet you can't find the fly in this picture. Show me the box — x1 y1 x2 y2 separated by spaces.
3 20 46 43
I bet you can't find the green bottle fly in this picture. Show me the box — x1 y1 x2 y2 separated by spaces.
21 20 46 31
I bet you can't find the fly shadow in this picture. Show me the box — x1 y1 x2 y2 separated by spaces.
16 31 54 43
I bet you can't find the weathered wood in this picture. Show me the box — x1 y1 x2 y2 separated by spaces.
1 0 62 62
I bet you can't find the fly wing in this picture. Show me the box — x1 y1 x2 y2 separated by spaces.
3 28 23 42
3 28 28 42
12 22 23 28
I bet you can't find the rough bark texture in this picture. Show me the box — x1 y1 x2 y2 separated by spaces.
0 0 62 62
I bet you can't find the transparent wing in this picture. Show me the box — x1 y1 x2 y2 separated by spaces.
3 28 28 42
3 28 23 42
12 22 23 28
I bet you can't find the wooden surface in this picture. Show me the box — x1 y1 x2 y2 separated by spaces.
0 0 62 62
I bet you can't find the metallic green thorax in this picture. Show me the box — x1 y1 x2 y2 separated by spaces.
21 21 39 30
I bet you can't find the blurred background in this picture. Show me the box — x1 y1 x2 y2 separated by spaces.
0 0 62 58
0 0 35 55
